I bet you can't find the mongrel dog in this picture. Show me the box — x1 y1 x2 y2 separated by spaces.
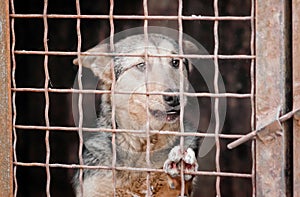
73 34 199 197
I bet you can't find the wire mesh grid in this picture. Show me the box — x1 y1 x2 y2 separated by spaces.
10 0 255 196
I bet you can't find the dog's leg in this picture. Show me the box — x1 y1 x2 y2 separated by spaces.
163 146 198 195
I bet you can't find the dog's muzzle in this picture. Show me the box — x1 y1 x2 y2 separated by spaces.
147 89 182 122
149 109 180 122
163 88 180 107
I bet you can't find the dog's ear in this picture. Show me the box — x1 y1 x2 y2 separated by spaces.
182 40 200 74
183 40 201 55
73 43 112 84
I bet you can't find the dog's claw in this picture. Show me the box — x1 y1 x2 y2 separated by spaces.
163 146 198 181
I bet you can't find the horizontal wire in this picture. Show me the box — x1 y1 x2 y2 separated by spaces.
14 124 246 139
13 161 252 178
10 14 253 21
11 88 251 98
13 50 255 59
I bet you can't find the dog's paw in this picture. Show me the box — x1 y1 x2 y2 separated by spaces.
163 146 198 182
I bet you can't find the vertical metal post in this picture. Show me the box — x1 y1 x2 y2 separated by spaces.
292 0 300 195
255 0 290 196
0 0 13 196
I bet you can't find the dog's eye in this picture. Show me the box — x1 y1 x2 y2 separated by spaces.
136 62 146 72
171 59 180 69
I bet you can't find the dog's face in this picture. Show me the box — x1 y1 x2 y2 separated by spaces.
75 34 195 131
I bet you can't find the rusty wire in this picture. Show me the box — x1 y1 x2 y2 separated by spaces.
13 161 252 178
250 0 256 194
142 0 152 196
108 0 117 195
75 0 84 195
177 0 186 195
213 0 221 196
10 13 252 21
10 0 256 196
14 124 245 139
13 50 255 59
42 0 51 196
10 0 18 196
11 88 252 98
12 161 252 185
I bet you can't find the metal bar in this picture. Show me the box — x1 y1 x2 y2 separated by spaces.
10 0 18 195
292 0 300 194
228 108 300 149
42 0 51 196
250 0 256 194
142 0 152 195
9 14 253 21
0 0 13 196
13 161 252 178
213 0 221 196
13 124 245 138
108 0 117 196
11 88 252 98
75 0 84 195
177 0 186 196
11 88 251 99
255 0 289 196
13 50 256 59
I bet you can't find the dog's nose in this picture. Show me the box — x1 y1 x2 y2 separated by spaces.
163 89 180 107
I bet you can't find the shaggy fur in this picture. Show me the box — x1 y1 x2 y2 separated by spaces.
73 34 199 197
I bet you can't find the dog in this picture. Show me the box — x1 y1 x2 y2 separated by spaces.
73 33 199 197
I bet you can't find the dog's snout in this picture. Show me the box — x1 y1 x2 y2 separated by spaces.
163 89 180 107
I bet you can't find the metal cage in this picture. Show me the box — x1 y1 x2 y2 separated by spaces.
0 0 298 196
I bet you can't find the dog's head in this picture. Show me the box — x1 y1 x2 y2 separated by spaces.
74 34 199 131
